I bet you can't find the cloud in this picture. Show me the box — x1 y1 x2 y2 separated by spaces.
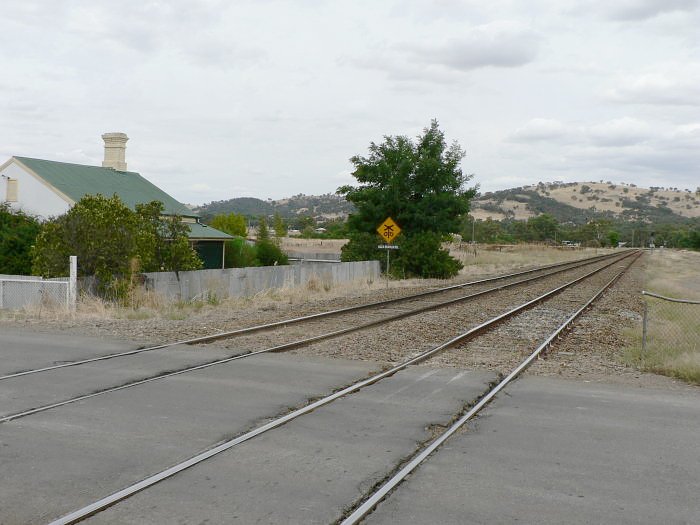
2 101 44 117
183 36 267 68
329 169 355 186
503 116 700 190
670 123 700 147
407 21 540 71
185 183 214 195
510 116 662 148
342 54 465 85
507 119 575 143
603 0 699 21
605 64 700 106
588 117 652 147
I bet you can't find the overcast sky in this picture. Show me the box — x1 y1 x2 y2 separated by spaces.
2 0 699 204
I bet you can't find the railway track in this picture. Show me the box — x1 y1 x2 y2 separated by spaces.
0 251 621 383
340 251 639 524
44 250 641 524
0 251 631 425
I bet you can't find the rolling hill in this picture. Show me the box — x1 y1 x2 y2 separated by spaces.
194 193 355 222
195 183 700 226
472 182 700 225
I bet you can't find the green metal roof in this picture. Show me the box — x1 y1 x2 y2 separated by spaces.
15 156 195 217
187 222 234 240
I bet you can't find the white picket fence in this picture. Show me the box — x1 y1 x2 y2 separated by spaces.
0 257 77 310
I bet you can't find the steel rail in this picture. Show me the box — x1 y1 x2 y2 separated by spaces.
340 252 640 525
46 251 639 525
0 252 633 424
0 251 623 382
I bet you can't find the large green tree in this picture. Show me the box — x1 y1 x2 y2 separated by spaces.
338 120 476 278
0 204 41 274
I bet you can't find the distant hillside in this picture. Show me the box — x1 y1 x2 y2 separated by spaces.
196 197 274 218
472 182 700 225
195 193 355 221
195 183 700 226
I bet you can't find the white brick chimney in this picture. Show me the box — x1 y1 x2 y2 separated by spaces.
101 132 129 171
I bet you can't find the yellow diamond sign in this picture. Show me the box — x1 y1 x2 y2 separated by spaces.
377 217 401 243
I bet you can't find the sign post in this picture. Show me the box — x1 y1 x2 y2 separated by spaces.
377 217 401 288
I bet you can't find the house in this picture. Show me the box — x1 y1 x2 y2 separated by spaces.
0 133 232 269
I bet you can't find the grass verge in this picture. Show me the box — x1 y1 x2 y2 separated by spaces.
623 249 700 385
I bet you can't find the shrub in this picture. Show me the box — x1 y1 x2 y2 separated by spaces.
392 232 462 279
0 204 40 274
341 232 381 264
224 238 258 268
256 239 289 266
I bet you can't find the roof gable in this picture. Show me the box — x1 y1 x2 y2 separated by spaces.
14 156 195 217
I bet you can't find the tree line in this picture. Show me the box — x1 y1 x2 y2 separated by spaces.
464 214 700 249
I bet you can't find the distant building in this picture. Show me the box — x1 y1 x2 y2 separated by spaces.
0 133 231 269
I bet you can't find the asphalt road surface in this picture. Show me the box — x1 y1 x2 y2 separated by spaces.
367 377 700 525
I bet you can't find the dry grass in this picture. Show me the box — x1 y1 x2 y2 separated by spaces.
280 237 347 254
0 275 382 323
451 243 613 278
624 249 700 384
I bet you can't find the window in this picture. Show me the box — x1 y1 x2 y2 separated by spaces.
5 178 18 202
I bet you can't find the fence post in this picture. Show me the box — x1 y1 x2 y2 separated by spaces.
69 256 77 311
641 299 648 355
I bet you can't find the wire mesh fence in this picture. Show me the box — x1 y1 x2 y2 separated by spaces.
0 257 77 311
642 291 700 353
0 276 70 310
640 291 700 381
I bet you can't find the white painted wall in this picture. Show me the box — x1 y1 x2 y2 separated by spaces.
1 160 71 219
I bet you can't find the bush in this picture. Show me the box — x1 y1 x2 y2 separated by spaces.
341 232 381 264
0 204 40 274
256 239 289 266
391 232 462 279
224 238 259 268
224 237 291 268
33 194 140 284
